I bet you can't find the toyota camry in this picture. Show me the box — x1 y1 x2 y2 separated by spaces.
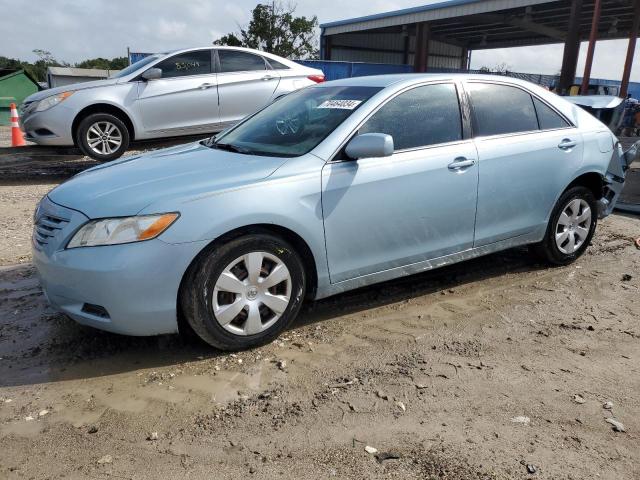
32 74 634 350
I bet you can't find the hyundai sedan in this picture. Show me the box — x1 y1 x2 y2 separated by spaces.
33 74 633 350
20 46 324 161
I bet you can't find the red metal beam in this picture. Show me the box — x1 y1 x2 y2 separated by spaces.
581 0 602 94
620 0 640 97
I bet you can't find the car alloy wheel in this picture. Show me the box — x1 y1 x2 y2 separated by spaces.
86 121 123 156
555 198 591 254
212 251 292 336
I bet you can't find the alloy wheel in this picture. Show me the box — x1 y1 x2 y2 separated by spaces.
212 251 292 336
555 198 591 254
86 121 123 156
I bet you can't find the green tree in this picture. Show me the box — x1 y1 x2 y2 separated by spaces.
75 57 129 70
215 2 318 59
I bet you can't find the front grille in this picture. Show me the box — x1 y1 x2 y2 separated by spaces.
33 213 70 249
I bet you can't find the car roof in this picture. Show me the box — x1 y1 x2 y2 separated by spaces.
317 73 541 89
160 46 300 65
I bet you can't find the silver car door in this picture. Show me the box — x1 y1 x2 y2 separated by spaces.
466 82 584 247
321 83 478 284
216 49 281 126
136 49 219 134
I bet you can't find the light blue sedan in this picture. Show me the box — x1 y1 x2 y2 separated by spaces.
33 74 632 350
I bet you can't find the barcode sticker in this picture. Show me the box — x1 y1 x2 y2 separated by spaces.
317 100 362 110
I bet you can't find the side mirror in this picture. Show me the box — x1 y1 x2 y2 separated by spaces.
345 133 394 160
141 68 162 81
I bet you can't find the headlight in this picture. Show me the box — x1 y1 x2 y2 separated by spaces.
67 213 179 248
35 91 74 112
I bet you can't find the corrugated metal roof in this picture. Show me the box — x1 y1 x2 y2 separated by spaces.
321 0 556 35
47 67 121 77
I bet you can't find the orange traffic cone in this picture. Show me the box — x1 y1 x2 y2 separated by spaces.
10 102 26 147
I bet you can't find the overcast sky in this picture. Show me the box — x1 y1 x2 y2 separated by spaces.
2 0 639 82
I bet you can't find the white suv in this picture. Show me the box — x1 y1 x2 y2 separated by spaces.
20 46 324 160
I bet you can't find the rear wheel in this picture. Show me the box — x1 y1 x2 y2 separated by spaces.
180 234 306 350
531 186 597 265
76 113 130 161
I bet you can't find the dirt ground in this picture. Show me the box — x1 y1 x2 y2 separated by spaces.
0 176 639 480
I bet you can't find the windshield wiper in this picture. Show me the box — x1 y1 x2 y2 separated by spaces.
208 142 252 154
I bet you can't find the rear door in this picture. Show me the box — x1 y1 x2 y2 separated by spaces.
466 81 583 246
216 49 281 125
136 49 219 133
321 82 479 283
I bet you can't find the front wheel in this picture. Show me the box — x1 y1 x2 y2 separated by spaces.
76 113 130 161
531 186 597 265
180 234 306 350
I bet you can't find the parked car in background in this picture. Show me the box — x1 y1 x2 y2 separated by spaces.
33 74 633 350
19 47 324 160
565 95 625 134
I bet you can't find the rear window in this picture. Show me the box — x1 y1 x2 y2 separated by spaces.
468 83 538 136
533 97 570 130
267 58 290 70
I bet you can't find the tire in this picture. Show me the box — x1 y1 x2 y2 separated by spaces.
531 186 597 265
76 113 130 161
180 234 306 350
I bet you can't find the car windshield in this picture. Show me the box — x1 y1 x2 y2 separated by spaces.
210 86 382 157
110 55 161 78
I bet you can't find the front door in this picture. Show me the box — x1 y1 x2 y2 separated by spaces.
321 83 479 283
136 49 219 133
216 49 281 126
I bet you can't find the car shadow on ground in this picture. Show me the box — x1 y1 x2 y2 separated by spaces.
0 247 547 388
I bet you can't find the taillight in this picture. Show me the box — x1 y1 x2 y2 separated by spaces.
307 74 325 83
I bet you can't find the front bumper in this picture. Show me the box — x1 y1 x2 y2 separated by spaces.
32 195 208 336
20 104 75 146
33 238 208 336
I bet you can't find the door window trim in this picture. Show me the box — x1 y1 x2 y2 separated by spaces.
464 79 575 141
328 80 470 163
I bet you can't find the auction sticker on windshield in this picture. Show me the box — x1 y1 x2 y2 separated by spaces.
317 100 362 110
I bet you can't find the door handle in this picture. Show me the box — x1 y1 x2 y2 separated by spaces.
558 139 577 150
447 157 476 171
261 75 275 81
199 83 215 89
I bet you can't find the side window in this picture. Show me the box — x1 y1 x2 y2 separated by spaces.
154 50 212 78
359 83 462 151
533 97 570 130
467 83 538 136
266 58 290 70
219 51 267 73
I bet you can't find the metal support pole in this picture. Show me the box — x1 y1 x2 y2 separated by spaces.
558 0 583 94
323 34 332 61
402 26 410 65
620 0 640 97
413 22 430 72
460 47 468 70
580 0 602 94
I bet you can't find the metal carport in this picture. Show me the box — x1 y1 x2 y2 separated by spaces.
320 0 640 95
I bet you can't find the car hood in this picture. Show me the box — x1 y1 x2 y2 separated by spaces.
48 142 288 218
25 78 121 103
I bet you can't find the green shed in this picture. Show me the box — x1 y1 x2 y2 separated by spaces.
0 69 42 126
